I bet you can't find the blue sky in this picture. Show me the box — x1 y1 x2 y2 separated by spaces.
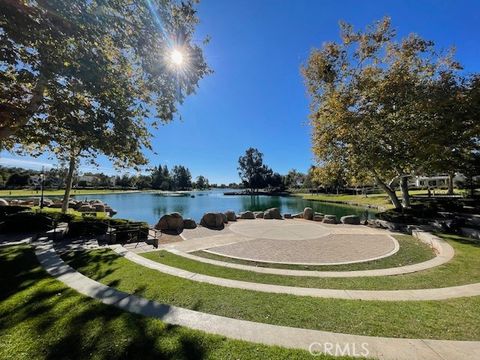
2 0 479 184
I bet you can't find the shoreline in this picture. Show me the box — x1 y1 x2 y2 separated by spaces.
0 189 141 198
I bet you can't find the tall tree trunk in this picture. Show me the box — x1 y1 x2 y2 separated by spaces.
400 176 411 208
61 153 77 213
447 172 454 195
374 175 402 209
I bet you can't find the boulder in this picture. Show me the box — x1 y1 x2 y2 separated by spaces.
340 215 361 225
200 212 225 230
315 212 324 217
239 211 255 219
78 205 94 212
284 213 292 219
0 198 8 206
254 211 264 219
264 208 282 219
303 207 314 220
183 218 197 229
225 210 237 222
313 215 324 222
221 213 228 224
322 215 337 224
292 212 303 219
93 204 106 212
155 212 184 232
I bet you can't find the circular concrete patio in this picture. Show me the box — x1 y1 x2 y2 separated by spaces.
183 219 400 265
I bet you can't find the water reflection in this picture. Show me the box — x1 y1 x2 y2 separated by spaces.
77 189 376 224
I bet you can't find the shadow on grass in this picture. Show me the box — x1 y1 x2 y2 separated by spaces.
0 246 213 360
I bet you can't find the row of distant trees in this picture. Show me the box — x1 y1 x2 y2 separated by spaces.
0 165 215 191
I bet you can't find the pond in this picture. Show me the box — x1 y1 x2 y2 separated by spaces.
76 189 376 225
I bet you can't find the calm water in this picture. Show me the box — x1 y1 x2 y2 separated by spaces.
73 189 376 225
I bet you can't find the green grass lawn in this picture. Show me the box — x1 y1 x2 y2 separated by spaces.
63 239 480 341
31 206 109 219
298 189 463 209
140 234 479 290
0 245 339 360
187 235 434 272
0 189 138 198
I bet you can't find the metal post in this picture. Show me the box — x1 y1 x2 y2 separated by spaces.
40 166 45 209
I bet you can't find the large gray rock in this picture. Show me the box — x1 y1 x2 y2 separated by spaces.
155 212 184 232
93 204 106 212
200 212 225 230
313 214 324 222
78 205 94 212
303 207 314 220
264 208 282 219
225 210 237 222
322 214 337 224
292 212 303 219
221 213 228 224
183 218 197 229
254 211 264 219
0 198 8 206
340 215 361 225
239 211 255 219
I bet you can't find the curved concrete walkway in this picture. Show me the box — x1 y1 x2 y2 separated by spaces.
166 230 454 278
111 243 480 301
34 241 480 360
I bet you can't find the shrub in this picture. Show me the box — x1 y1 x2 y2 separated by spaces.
0 212 54 233
67 220 109 237
0 206 31 220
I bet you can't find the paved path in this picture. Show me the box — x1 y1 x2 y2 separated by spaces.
175 220 400 265
111 244 480 301
165 230 454 278
34 240 480 360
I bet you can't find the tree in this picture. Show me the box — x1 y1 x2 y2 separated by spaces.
426 74 480 195
302 17 462 209
284 169 305 189
1 0 209 211
172 165 192 190
195 175 209 190
237 148 272 193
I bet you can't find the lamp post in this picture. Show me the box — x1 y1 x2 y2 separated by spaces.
40 167 45 209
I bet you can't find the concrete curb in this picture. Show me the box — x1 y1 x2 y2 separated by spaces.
110 243 480 301
165 230 454 278
34 241 480 360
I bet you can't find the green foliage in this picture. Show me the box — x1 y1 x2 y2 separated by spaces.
237 148 274 192
172 165 192 190
1 0 210 211
302 17 475 208
194 175 210 189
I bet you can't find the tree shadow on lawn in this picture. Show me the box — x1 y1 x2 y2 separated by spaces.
0 246 212 360
437 232 480 247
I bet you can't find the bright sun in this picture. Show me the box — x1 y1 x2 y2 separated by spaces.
170 49 184 66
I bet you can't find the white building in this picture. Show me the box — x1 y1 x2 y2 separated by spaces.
410 173 479 189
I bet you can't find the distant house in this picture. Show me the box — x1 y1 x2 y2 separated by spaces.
410 173 480 189
77 174 116 187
